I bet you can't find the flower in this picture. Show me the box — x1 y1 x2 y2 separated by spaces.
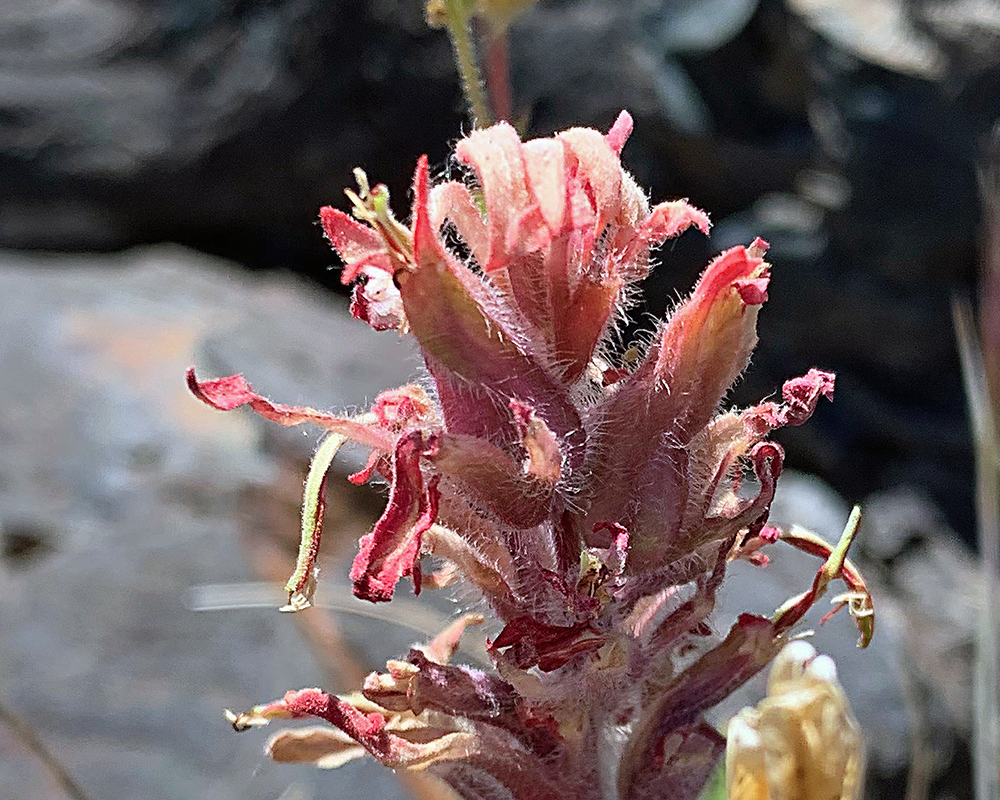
726 641 864 800
189 111 873 800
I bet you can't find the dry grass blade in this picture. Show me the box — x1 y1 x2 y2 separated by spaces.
953 296 1000 800
0 698 93 800
186 581 490 667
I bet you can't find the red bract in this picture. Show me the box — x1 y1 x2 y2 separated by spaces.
194 111 872 800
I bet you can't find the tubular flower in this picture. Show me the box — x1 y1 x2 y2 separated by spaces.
190 111 873 800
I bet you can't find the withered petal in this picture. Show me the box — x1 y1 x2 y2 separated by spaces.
350 431 440 602
186 368 393 451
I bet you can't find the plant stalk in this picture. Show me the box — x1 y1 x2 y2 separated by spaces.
441 0 492 127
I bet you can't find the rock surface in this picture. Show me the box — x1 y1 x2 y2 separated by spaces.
0 246 425 800
0 0 463 260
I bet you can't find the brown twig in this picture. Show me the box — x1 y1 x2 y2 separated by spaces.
484 27 513 124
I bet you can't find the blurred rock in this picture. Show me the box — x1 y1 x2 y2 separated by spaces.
787 0 948 78
0 0 811 263
0 0 463 260
510 0 760 135
0 245 422 800
859 488 980 739
789 0 1000 79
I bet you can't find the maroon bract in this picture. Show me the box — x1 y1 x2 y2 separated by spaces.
194 111 872 800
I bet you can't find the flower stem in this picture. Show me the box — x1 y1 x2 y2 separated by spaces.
438 0 493 127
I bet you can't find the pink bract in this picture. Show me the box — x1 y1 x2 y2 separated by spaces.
192 112 871 800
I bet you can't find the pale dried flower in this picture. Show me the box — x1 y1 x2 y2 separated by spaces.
726 640 864 800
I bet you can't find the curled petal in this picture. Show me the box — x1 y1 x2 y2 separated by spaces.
186 368 392 451
618 200 711 279
370 385 436 429
405 156 582 446
428 180 490 267
350 431 441 602
510 400 563 484
349 268 406 331
422 523 518 613
744 368 836 438
489 616 604 672
363 660 420 712
267 688 478 770
604 109 633 155
454 122 530 273
707 442 783 540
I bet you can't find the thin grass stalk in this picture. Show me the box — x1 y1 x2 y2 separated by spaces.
953 297 1000 800
0 699 93 800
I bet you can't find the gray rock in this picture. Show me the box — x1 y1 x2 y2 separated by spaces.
510 0 761 135
787 0 948 78
860 488 981 738
0 245 420 800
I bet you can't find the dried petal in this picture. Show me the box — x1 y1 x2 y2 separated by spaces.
743 369 836 438
419 613 485 665
350 431 441 602
186 368 392 451
266 725 366 769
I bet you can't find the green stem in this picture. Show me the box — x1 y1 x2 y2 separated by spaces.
282 432 346 611
442 0 492 127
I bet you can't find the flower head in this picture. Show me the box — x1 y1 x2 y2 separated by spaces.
190 112 872 800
